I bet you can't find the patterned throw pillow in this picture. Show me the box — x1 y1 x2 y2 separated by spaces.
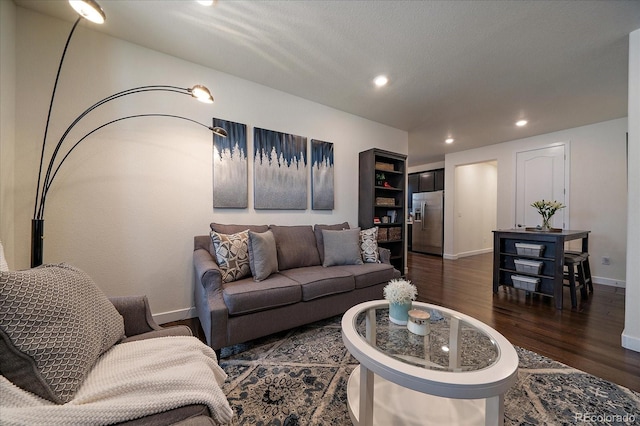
210 230 251 283
360 227 380 263
0 263 125 403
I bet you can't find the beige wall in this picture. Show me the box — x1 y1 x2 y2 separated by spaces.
0 0 16 268
7 8 407 321
623 29 640 352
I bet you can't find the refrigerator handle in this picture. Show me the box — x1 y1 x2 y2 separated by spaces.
421 202 426 230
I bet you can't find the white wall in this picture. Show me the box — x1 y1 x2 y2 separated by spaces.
0 0 16 268
623 29 640 352
9 9 407 321
444 118 628 287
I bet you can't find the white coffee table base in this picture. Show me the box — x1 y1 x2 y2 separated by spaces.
347 365 489 426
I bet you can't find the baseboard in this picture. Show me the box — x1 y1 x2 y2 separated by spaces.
153 307 197 325
593 276 626 288
443 247 492 260
622 330 640 352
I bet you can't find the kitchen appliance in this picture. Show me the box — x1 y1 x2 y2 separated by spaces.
412 191 444 256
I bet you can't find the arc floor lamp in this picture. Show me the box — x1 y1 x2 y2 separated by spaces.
31 0 227 267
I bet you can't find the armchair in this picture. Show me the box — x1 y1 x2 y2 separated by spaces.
0 264 233 425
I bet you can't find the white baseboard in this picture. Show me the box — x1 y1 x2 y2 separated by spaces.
593 276 626 288
152 307 197 325
443 247 493 260
622 330 640 353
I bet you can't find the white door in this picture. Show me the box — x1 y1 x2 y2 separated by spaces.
515 144 569 229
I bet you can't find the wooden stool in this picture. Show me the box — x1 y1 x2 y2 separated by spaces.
564 252 589 308
566 250 593 293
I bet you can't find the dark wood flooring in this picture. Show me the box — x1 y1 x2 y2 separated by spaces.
164 251 640 392
406 252 640 393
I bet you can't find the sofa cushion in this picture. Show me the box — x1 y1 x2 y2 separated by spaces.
0 264 124 403
322 228 364 267
313 222 350 263
248 230 279 281
334 262 401 289
269 225 321 270
360 227 380 263
222 274 301 315
210 223 269 234
210 230 251 283
280 266 355 301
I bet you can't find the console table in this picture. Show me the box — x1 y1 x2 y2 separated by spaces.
492 229 590 310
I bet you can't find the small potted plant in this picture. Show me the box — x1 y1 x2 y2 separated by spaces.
383 278 418 325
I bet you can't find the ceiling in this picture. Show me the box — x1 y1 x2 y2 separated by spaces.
13 0 640 166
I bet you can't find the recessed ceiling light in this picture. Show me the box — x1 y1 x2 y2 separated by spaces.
197 0 214 5
373 75 388 87
516 120 528 127
445 138 454 144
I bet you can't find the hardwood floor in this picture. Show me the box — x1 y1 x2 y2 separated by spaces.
165 251 640 392
406 251 640 392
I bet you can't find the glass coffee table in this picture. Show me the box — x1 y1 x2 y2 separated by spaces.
341 300 518 426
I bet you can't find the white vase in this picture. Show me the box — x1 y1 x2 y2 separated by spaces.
389 301 412 325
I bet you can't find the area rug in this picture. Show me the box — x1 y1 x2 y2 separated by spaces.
219 316 640 425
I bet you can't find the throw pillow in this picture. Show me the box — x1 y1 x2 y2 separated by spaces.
313 222 350 263
210 230 251 283
269 225 321 270
248 230 279 281
360 227 380 263
322 228 364 267
0 263 125 404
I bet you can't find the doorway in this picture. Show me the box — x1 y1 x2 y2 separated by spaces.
453 161 498 257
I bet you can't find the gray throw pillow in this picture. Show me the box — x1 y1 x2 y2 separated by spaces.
0 263 125 403
322 228 364 267
248 230 279 281
314 223 350 263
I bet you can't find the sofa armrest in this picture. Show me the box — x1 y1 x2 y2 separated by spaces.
194 236 223 293
378 247 392 264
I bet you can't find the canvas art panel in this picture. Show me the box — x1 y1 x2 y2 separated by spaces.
253 128 307 210
212 118 248 208
311 139 334 210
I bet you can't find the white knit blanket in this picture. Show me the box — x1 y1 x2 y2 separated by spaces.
0 336 234 425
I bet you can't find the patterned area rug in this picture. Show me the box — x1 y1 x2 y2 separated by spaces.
219 316 640 425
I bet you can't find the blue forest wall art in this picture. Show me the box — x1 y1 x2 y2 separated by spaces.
254 128 307 210
212 118 248 208
311 139 334 210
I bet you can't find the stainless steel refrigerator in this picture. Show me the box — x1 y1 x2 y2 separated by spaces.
412 191 444 256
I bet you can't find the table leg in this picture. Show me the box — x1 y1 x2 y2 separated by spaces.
366 308 376 346
485 394 504 426
449 317 461 371
359 364 374 426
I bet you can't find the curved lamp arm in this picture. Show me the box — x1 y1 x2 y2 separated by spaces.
37 85 212 219
39 113 226 219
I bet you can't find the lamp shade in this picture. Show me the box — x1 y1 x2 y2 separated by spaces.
190 85 215 104
69 0 106 24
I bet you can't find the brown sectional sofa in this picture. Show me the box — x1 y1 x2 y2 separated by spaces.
193 223 401 352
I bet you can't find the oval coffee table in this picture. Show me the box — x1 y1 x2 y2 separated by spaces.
341 300 518 426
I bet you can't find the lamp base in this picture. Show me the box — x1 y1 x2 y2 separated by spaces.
31 219 44 267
